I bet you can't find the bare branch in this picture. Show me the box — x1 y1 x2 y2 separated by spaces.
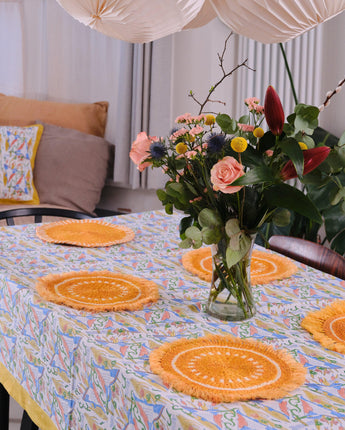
319 77 345 112
188 32 256 115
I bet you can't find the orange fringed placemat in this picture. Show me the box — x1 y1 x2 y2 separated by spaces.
182 248 298 284
301 300 345 353
36 219 135 247
36 270 159 312
150 335 306 403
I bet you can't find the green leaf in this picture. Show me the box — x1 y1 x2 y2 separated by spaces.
232 165 275 186
226 233 251 267
331 188 345 206
165 203 173 215
179 238 193 249
156 189 167 202
241 145 264 167
174 158 186 170
198 208 222 228
264 183 322 224
338 130 345 147
225 218 241 237
272 208 291 227
277 138 304 178
179 216 193 238
256 131 276 153
201 227 222 245
294 104 319 134
238 114 250 124
166 182 184 198
216 114 237 134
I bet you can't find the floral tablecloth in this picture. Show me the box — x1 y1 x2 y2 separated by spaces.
0 210 344 429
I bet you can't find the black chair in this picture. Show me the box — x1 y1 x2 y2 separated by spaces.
0 207 94 226
0 207 94 430
268 235 345 280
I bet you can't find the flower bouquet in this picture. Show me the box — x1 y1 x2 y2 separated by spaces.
130 71 331 321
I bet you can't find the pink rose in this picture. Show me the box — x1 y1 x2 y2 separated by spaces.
210 156 244 194
130 132 154 172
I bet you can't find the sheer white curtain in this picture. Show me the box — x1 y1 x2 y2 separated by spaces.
0 0 171 189
0 0 23 95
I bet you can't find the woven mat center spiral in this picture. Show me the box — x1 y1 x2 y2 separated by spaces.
150 335 306 403
36 219 135 247
36 271 158 311
301 300 345 353
182 248 298 284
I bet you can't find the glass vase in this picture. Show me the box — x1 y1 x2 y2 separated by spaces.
205 236 256 321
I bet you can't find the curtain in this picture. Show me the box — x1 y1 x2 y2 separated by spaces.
0 0 171 189
0 0 23 96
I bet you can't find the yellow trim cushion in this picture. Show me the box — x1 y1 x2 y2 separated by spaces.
0 362 56 430
0 124 43 204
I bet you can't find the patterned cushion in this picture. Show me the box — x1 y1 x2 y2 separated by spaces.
0 125 43 204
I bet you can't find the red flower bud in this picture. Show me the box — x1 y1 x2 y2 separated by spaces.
281 146 330 180
264 86 285 136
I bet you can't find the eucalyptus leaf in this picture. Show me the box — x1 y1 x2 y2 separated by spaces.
216 114 237 134
339 130 345 147
165 203 173 215
229 233 240 251
198 208 222 228
185 226 202 241
225 233 251 267
156 189 167 202
179 216 193 238
179 238 193 249
202 227 222 245
225 218 241 237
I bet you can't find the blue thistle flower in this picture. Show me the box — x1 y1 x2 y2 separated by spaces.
150 141 166 160
207 133 226 153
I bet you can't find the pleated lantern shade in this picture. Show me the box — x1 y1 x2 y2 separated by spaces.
56 0 345 43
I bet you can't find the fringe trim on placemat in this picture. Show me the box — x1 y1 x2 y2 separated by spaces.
301 300 345 353
36 219 135 247
150 334 306 403
182 248 298 285
36 270 159 312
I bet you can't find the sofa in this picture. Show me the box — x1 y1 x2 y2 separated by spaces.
0 93 114 224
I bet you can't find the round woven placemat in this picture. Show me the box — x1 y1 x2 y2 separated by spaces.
36 219 135 247
150 335 306 403
182 248 298 284
301 300 345 353
36 270 159 311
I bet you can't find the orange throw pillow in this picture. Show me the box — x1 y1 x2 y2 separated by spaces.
0 93 108 137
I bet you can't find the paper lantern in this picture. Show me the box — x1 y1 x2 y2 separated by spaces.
56 0 345 44
210 0 345 43
56 0 213 43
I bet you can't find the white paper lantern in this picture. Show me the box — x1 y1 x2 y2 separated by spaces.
56 0 212 43
56 0 345 44
210 0 345 43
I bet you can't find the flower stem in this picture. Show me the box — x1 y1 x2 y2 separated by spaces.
279 43 299 105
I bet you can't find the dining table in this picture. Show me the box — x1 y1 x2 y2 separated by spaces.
0 209 344 430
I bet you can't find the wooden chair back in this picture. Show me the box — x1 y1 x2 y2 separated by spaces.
268 235 345 280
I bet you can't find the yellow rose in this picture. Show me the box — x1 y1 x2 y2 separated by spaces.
205 114 216 126
298 141 308 150
231 137 248 153
175 142 188 154
253 127 264 138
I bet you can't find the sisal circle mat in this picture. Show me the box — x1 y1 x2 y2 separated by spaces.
36 219 135 247
301 300 345 353
150 335 306 403
182 248 298 284
36 270 159 311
